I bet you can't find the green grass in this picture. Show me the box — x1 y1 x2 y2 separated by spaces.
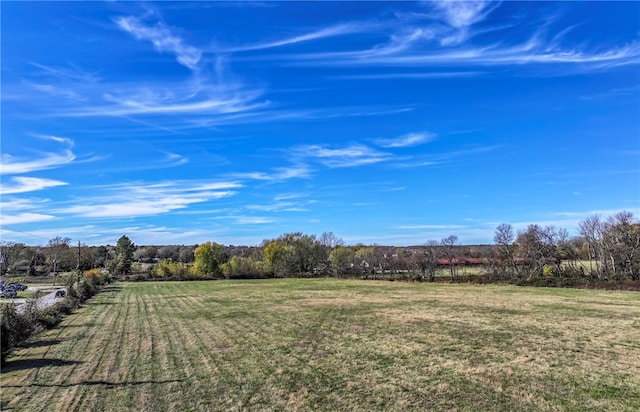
1 280 639 411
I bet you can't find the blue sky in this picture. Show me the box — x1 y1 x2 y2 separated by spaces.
1 1 639 246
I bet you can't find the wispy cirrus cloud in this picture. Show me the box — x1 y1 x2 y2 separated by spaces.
394 145 500 168
215 22 369 53
375 132 436 148
57 180 242 219
230 165 312 181
1 135 76 175
114 16 202 70
96 225 210 244
334 71 482 80
1 151 75 175
0 197 55 228
0 212 56 225
233 216 275 225
66 85 267 118
431 0 500 45
245 196 314 213
293 144 392 168
163 152 189 166
0 177 68 195
11 18 268 127
288 36 640 69
273 2 639 73
28 62 102 84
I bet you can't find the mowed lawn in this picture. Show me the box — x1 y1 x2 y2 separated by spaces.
2 280 639 411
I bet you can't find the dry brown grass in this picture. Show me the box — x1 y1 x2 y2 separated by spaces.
1 280 639 411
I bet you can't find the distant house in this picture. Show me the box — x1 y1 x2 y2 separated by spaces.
436 258 485 266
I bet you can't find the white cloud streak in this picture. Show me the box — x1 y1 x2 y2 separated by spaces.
432 0 499 45
115 16 202 70
271 2 639 73
233 216 275 225
1 136 76 175
294 144 392 168
57 180 242 219
230 165 312 181
375 132 436 148
288 37 640 69
0 212 56 225
0 177 68 194
1 151 76 175
216 23 367 52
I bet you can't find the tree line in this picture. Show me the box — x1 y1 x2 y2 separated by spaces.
1 211 638 283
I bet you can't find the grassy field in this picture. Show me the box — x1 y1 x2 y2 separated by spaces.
1 280 639 411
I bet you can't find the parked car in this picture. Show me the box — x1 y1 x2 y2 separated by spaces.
0 287 17 298
55 290 66 298
8 282 27 291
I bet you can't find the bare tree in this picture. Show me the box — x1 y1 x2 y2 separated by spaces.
441 235 459 281
515 225 557 277
556 228 579 273
493 223 519 278
579 215 604 278
318 232 344 249
46 236 73 273
413 240 439 282
603 212 640 280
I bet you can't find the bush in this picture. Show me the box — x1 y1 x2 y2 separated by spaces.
1 274 109 366
1 304 34 365
220 256 265 279
153 259 191 279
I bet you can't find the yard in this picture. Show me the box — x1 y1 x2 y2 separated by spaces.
1 279 639 411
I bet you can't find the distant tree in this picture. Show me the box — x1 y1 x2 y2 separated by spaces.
555 228 580 273
134 246 158 262
493 223 519 278
515 225 557 277
318 232 344 249
263 233 324 276
76 243 94 272
154 259 190 279
354 246 376 275
192 242 227 277
579 215 605 278
263 240 291 277
441 235 459 281
178 246 195 263
328 246 355 277
0 242 26 274
22 248 46 276
220 256 263 279
413 240 439 282
45 236 73 272
603 212 640 280
92 246 109 268
158 246 180 262
113 235 135 276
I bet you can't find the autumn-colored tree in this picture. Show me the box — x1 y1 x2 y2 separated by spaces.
192 242 227 277
328 246 354 277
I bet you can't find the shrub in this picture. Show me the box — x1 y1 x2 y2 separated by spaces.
220 256 265 279
1 304 34 365
1 273 108 365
